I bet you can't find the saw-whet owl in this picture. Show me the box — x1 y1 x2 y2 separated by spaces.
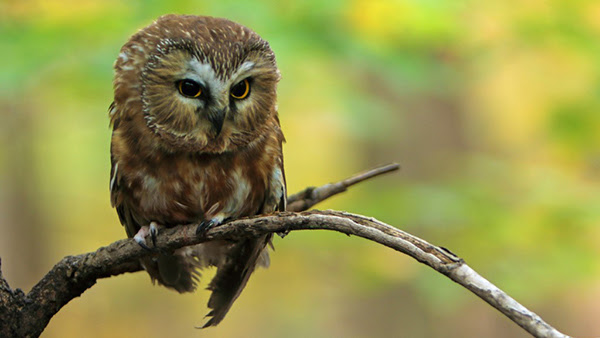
109 14 286 328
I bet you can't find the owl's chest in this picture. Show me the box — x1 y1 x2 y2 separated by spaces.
125 153 268 225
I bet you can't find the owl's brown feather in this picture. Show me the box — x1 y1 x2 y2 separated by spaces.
109 14 285 326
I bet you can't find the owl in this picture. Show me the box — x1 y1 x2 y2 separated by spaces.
108 15 286 327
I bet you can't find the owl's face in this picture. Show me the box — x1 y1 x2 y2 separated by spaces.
112 15 280 153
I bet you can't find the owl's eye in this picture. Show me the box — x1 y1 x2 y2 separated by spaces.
230 78 250 100
177 79 202 98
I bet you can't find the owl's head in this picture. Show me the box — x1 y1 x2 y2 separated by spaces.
112 15 280 153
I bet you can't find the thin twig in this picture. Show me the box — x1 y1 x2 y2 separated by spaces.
287 163 400 211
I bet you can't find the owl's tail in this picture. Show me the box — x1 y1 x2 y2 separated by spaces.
201 234 272 328
141 247 202 293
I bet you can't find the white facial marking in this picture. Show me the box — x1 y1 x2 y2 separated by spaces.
181 59 256 109
231 61 255 84
239 61 255 74
187 59 226 96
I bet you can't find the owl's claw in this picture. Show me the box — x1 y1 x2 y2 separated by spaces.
134 238 152 251
133 228 152 251
277 230 290 238
133 223 160 251
149 221 159 247
196 218 221 235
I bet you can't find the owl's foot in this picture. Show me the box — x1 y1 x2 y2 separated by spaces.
196 217 223 235
134 222 160 250
277 230 290 238
149 221 159 246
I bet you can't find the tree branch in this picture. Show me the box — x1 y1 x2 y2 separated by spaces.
286 163 400 211
0 163 569 338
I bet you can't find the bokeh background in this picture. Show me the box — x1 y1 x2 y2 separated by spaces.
1 0 599 337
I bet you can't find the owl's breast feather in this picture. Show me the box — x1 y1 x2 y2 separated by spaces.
123 150 271 226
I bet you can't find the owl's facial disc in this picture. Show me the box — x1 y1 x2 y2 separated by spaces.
179 58 255 137
141 42 276 153
174 78 223 136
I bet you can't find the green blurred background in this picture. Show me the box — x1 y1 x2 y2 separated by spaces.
1 0 599 337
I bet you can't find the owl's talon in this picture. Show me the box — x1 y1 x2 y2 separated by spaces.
134 235 152 251
196 218 221 235
149 221 159 247
133 225 157 251
277 230 290 238
195 220 212 235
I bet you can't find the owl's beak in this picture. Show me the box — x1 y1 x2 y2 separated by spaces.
207 109 226 136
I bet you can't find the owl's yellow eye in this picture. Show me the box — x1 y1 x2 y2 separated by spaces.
230 78 250 100
177 79 202 98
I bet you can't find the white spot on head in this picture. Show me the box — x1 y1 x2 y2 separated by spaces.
118 52 129 63
131 44 145 53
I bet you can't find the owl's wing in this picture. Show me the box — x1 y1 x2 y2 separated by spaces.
109 117 140 239
110 123 131 236
202 127 286 328
110 159 139 238
266 116 287 214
